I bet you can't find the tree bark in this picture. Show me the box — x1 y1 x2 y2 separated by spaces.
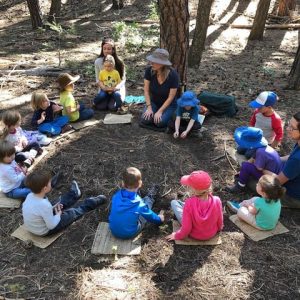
48 0 62 23
248 0 271 40
278 0 296 16
188 0 213 68
159 0 189 90
26 0 43 29
112 0 124 10
288 45 300 90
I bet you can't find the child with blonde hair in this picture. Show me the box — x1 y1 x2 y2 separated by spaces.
227 175 285 230
166 170 223 241
31 92 71 136
57 73 94 122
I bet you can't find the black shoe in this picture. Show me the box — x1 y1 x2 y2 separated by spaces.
51 171 63 189
146 184 160 199
70 180 81 199
225 182 245 193
84 195 107 210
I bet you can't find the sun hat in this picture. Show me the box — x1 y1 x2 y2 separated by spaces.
180 170 212 190
146 48 172 66
177 91 200 107
234 126 268 149
249 91 278 108
57 73 80 89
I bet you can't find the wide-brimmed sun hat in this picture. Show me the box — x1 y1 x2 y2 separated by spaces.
180 170 212 190
146 48 172 66
234 126 268 149
57 73 80 89
177 91 199 107
249 91 278 108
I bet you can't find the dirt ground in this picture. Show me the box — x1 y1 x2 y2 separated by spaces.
0 0 300 299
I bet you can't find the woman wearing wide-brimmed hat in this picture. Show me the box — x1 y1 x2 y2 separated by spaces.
140 48 179 130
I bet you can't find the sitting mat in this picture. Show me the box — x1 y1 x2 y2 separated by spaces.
124 95 145 104
103 114 133 125
229 214 289 241
72 119 101 130
173 220 222 245
0 192 21 209
91 222 141 255
11 225 63 248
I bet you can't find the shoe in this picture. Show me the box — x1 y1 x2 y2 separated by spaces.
225 182 245 193
61 124 73 134
117 106 127 115
70 180 81 199
84 195 107 210
37 134 52 146
29 149 38 158
146 184 160 199
23 159 32 168
51 171 63 189
226 201 241 213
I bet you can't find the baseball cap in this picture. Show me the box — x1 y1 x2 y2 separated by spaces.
249 91 278 108
180 170 212 190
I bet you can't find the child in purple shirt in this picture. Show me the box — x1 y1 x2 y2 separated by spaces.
226 126 283 193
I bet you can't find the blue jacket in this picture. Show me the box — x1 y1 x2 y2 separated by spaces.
109 189 162 239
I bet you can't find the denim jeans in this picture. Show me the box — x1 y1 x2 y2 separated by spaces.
237 147 256 159
77 103 94 121
93 90 122 109
140 101 177 128
46 191 98 235
6 180 31 199
171 200 184 224
38 116 69 136
239 161 263 185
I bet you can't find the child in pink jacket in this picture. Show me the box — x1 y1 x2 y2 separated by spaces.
166 170 223 241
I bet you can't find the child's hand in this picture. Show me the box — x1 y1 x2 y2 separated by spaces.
22 139 28 148
180 131 188 139
173 131 179 139
20 165 28 175
40 111 46 122
53 104 63 112
166 232 176 241
159 213 165 223
54 205 62 216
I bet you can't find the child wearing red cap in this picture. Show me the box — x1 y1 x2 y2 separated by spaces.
166 170 223 241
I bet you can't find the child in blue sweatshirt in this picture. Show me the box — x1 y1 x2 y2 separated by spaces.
109 167 164 239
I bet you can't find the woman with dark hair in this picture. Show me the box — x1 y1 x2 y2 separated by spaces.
140 48 179 130
94 37 126 110
276 112 300 208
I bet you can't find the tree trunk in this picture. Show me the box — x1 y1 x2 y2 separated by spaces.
112 0 124 10
48 0 62 23
26 0 43 29
288 45 300 90
159 0 189 90
248 0 271 40
188 0 213 68
278 0 296 16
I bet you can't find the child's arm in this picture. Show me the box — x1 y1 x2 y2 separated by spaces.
174 116 181 138
40 203 61 230
139 204 163 224
180 119 195 139
31 111 45 126
270 114 283 149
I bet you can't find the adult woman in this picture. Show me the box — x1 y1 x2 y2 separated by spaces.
140 48 179 130
276 112 300 208
94 37 126 110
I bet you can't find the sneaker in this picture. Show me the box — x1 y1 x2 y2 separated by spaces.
84 195 107 210
51 171 64 189
117 106 127 115
146 184 160 199
23 158 32 168
61 124 73 134
225 182 245 193
29 149 38 158
70 180 81 199
226 200 241 213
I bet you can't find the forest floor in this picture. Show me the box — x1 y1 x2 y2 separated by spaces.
0 0 300 299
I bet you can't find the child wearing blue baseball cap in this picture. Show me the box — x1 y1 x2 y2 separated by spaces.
239 91 283 158
226 126 283 193
167 91 202 139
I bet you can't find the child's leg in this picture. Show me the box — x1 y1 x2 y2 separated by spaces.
38 116 69 136
78 104 94 121
237 207 263 230
6 180 31 199
171 200 184 224
94 91 109 106
111 92 122 109
190 121 201 131
238 161 263 185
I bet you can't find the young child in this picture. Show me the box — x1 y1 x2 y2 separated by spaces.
238 91 283 158
226 126 283 193
0 140 31 199
167 91 202 139
31 92 71 136
227 175 284 230
166 170 223 241
109 167 164 239
1 110 48 166
22 169 106 236
93 55 124 113
57 73 94 122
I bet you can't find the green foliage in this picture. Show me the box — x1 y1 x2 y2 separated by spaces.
126 67 137 81
64 60 95 78
149 0 159 20
45 21 63 34
262 66 275 78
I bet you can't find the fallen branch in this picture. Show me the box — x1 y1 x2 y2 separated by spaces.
0 66 70 77
231 23 300 29
224 140 237 172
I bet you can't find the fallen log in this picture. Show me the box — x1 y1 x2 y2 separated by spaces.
0 67 69 77
231 23 300 29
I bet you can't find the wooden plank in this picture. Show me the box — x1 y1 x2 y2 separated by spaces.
0 193 21 209
72 119 101 130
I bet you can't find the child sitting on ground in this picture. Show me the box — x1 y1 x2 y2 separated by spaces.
31 92 72 136
238 91 283 158
167 91 202 139
109 167 164 239
93 55 124 113
166 170 223 241
226 126 283 193
57 73 94 122
0 140 31 199
22 169 106 236
227 175 284 230
1 110 48 167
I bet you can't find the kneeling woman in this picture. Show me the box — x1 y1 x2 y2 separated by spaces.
140 48 179 130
